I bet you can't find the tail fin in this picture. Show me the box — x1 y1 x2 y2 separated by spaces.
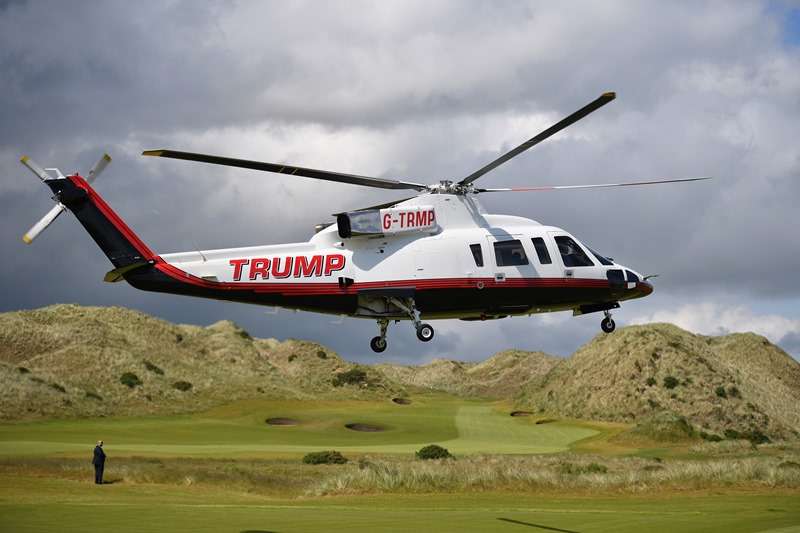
43 173 156 268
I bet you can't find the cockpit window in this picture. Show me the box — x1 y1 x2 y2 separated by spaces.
531 237 552 264
469 243 484 267
588 247 614 266
554 236 595 267
626 270 640 283
494 239 528 266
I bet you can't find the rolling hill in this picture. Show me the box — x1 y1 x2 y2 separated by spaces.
518 323 800 440
0 304 400 420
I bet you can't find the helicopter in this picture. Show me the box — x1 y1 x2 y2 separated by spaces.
20 92 709 353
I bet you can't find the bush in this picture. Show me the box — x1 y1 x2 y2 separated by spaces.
332 368 368 387
143 360 164 375
49 382 66 393
172 381 193 392
16 366 30 374
745 429 770 445
699 431 723 442
316 350 328 359
728 386 741 398
120 372 142 388
303 450 348 465
778 461 800 470
645 377 656 387
288 354 297 362
85 391 103 401
723 428 741 440
416 444 453 460
715 386 727 398
663 376 679 389
558 462 607 474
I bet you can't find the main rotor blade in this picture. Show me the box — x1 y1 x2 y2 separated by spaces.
475 176 712 193
143 149 429 191
458 92 616 187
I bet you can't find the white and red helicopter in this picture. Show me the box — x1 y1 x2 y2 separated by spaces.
21 92 709 352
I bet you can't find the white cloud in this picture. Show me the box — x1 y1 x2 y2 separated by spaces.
631 303 800 346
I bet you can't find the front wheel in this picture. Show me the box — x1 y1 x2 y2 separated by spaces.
370 336 387 353
601 317 616 333
416 323 435 342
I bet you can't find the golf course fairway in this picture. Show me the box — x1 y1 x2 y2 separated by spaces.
0 395 598 457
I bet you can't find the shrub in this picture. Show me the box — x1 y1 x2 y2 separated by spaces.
723 429 741 440
558 462 607 474
288 354 297 362
316 350 328 359
332 368 368 387
663 376 679 389
744 429 770 445
30 376 46 384
120 372 142 388
778 461 800 470
175 333 184 343
715 386 727 399
85 391 103 401
172 381 192 392
645 377 656 387
16 366 30 374
416 444 453 460
728 386 741 398
143 360 164 375
699 431 723 442
49 382 66 393
303 450 348 465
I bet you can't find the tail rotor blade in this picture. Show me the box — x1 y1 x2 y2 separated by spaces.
20 156 52 181
87 153 112 183
22 203 66 244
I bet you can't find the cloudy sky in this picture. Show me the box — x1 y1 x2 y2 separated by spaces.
1 1 799 363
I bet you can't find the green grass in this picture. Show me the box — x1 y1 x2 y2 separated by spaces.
1 475 798 533
0 395 597 457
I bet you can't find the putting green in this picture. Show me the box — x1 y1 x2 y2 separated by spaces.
0 395 597 457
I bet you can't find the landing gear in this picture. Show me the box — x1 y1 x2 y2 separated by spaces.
389 296 435 343
601 310 616 333
416 323 435 342
370 318 389 353
368 297 436 352
370 336 387 353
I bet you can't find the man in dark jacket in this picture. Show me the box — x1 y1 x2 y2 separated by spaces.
92 440 106 484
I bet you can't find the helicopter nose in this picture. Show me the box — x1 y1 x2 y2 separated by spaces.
637 280 654 297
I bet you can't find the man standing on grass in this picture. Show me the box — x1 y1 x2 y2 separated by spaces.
92 440 106 484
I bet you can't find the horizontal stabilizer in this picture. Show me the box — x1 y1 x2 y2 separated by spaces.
103 261 151 283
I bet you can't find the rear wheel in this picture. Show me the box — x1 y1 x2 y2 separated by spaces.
416 323 435 342
370 336 387 353
601 317 616 333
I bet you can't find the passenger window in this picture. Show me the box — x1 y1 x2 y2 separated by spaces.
554 236 595 267
531 237 552 264
626 270 640 283
494 240 528 266
469 243 484 267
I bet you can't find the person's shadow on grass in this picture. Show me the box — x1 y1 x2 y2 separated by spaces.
497 517 581 532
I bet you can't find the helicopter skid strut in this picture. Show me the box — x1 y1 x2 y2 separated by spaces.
370 297 435 353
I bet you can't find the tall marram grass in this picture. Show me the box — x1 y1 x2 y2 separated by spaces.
310 454 800 495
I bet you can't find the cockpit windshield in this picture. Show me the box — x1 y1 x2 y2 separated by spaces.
554 236 595 267
587 247 614 266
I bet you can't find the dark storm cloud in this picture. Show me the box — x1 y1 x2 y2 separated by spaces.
1 1 798 362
